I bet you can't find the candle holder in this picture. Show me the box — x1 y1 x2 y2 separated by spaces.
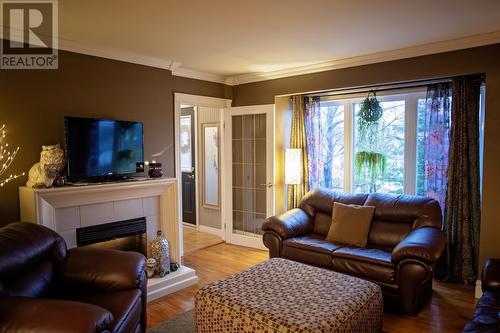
148 162 163 178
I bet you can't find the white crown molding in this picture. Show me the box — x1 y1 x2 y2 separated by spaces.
59 38 176 70
4 27 227 84
170 61 227 84
3 26 500 86
227 31 500 86
2 26 176 70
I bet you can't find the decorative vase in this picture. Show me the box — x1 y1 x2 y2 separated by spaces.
151 230 170 277
148 162 163 178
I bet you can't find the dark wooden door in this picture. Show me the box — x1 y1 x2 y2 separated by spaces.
182 171 196 224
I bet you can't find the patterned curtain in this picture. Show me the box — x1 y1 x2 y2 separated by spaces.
304 96 322 190
423 83 451 211
287 96 309 210
440 76 482 284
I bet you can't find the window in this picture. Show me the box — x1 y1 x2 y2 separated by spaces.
353 99 406 194
306 102 345 191
306 88 484 195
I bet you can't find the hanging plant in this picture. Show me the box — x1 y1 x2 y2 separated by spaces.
359 91 383 122
354 151 387 179
354 91 387 193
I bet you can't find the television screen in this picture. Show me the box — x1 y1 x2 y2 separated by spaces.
65 117 144 178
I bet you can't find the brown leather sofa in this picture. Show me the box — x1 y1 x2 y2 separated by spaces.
463 259 500 332
262 188 446 315
0 222 147 333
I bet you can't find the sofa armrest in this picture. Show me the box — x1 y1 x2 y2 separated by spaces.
482 258 500 292
392 227 446 264
0 297 113 333
262 208 314 239
60 247 146 293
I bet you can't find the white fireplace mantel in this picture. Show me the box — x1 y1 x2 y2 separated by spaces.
19 178 197 301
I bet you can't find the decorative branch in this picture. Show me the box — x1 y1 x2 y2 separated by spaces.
0 124 25 187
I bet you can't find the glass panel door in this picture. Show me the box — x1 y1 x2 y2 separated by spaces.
223 105 274 249
232 114 267 236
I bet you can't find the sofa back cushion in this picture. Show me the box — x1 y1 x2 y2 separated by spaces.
300 188 368 236
299 189 442 248
365 193 442 248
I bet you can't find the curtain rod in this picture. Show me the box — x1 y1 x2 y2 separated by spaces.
304 77 454 99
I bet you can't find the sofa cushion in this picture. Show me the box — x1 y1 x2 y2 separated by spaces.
332 247 393 267
368 220 412 249
365 193 442 227
313 212 333 237
74 289 142 333
283 234 341 254
282 234 341 268
281 246 333 269
331 247 395 284
299 188 368 216
326 202 375 247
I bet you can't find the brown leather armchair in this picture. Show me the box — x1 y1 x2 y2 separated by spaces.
262 189 446 315
0 222 147 333
463 259 500 332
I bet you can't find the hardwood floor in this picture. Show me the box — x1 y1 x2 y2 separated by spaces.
147 243 476 332
182 226 223 254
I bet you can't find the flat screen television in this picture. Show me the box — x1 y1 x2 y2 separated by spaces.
65 117 144 180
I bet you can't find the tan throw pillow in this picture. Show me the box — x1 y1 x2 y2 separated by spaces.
326 202 375 247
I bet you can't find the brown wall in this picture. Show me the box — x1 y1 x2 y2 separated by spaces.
233 44 500 269
0 49 231 225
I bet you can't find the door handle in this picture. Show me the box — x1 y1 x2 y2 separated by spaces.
187 174 194 179
259 182 274 188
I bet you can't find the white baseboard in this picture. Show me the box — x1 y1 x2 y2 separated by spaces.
475 280 483 299
198 224 223 237
147 265 198 302
183 222 197 229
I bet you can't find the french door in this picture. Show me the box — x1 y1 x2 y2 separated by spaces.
223 105 275 249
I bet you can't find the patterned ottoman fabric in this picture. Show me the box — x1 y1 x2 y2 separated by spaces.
195 258 383 333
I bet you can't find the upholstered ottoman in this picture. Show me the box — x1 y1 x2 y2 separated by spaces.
194 258 383 333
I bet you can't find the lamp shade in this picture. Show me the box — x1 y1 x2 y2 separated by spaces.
285 148 302 185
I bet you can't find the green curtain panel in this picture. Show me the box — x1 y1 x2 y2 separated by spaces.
287 96 309 210
440 75 482 284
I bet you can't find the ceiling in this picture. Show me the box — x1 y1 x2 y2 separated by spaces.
56 0 500 81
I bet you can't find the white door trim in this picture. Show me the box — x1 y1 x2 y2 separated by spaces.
174 93 232 256
222 104 275 250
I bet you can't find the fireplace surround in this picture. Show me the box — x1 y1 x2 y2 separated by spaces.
19 178 197 301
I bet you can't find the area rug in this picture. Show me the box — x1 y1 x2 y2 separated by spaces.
148 310 194 333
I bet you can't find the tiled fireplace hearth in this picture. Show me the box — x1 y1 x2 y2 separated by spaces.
19 178 198 301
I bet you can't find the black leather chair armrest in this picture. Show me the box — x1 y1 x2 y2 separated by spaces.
482 258 500 292
60 247 146 293
392 227 446 264
0 297 113 333
262 208 314 239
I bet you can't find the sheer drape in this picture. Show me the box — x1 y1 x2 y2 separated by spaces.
287 96 309 209
423 83 451 211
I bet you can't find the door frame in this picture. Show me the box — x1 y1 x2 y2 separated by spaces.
174 93 232 257
222 104 275 250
